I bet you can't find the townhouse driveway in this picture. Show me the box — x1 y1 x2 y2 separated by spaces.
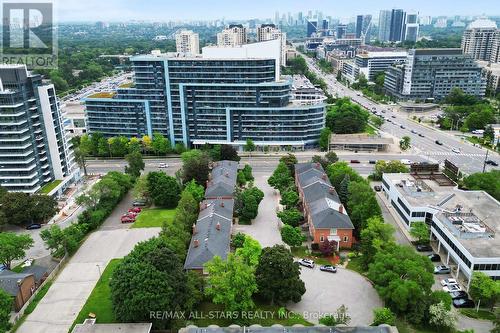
234 174 283 248
17 227 160 333
288 266 383 325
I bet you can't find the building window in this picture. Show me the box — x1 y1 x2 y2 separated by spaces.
330 228 337 235
320 236 324 242
343 236 349 242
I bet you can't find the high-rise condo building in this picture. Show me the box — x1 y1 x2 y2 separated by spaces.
389 9 405 42
256 24 287 67
84 40 325 150
217 24 247 47
175 29 200 55
307 20 317 37
404 12 419 42
0 65 76 193
379 9 418 43
384 49 486 101
356 15 372 42
378 10 392 42
461 18 499 63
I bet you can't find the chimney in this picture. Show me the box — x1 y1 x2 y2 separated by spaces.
220 201 224 207
321 174 327 180
193 239 199 247
339 204 344 214
192 224 197 234
315 163 320 169
216 222 221 231
329 188 335 194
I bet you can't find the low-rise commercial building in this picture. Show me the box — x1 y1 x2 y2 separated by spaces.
329 134 393 152
385 49 486 101
382 173 500 288
355 51 407 81
295 163 354 249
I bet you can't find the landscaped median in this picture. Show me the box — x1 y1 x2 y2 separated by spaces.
131 208 175 228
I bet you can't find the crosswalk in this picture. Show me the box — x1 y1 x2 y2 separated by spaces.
424 151 486 158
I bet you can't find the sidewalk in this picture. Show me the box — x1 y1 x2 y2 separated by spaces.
375 191 415 244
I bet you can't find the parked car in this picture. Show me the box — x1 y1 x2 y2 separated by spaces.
373 185 382 192
350 160 360 164
121 215 135 223
485 160 499 166
320 265 337 273
123 211 138 218
298 258 315 268
452 148 461 154
453 298 475 308
381 110 386 113
129 207 142 213
158 163 169 168
434 265 451 274
132 199 147 207
450 291 468 300
369 160 377 164
0 265 6 271
401 159 412 166
435 140 443 145
418 133 425 137
443 284 462 293
441 278 458 286
391 115 396 118
416 244 433 252
26 223 41 230
428 253 441 262
411 130 417 134
400 125 406 129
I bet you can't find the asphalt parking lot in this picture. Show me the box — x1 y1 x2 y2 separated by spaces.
287 264 383 325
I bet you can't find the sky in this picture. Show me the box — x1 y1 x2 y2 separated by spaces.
56 0 500 22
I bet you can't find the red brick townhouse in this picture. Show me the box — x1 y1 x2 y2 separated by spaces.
295 163 354 249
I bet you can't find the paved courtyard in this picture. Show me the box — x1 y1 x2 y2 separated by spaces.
288 266 383 325
16 227 160 333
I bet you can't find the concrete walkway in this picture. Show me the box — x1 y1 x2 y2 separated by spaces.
234 174 283 248
16 227 160 333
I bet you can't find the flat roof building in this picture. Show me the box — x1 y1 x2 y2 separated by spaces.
256 24 286 67
217 25 247 47
72 321 152 333
329 133 393 152
382 173 500 288
461 18 499 63
175 29 200 55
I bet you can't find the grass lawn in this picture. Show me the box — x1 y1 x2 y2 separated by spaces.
460 308 496 321
395 319 439 333
71 259 122 330
364 124 377 135
190 300 312 327
346 256 365 275
131 208 175 228
290 246 331 265
39 180 62 194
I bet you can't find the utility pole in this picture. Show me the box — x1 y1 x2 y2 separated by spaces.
482 149 489 173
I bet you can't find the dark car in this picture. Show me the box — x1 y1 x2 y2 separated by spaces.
411 130 417 134
369 160 377 164
428 253 441 262
453 298 475 308
450 291 468 300
435 140 443 145
418 133 425 137
26 223 41 230
416 244 433 252
320 265 337 273
485 160 499 166
132 199 147 207
391 115 396 118
350 160 361 164
373 185 382 192
400 125 406 129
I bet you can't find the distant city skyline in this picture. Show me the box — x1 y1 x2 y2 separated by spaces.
58 0 500 22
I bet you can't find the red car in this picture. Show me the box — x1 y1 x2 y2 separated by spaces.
121 215 135 223
129 207 142 213
124 211 138 217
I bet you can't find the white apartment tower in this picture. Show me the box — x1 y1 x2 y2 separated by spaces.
257 24 287 67
462 18 499 63
175 30 200 55
217 24 247 47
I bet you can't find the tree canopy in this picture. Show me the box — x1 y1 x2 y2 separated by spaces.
326 98 369 134
462 170 500 201
0 232 33 269
147 172 181 208
268 162 294 193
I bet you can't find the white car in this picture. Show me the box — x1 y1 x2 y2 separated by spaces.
443 284 462 293
158 163 169 168
440 278 458 286
298 258 315 268
452 148 461 154
400 159 412 165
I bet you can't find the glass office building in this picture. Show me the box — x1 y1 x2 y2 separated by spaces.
0 65 76 193
85 52 326 149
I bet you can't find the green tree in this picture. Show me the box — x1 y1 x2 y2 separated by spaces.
97 137 109 157
232 232 246 249
280 190 299 209
469 272 500 310
205 254 257 313
175 143 187 154
0 233 34 269
428 301 456 332
127 137 142 154
348 181 382 233
319 128 332 151
31 195 58 223
277 208 303 227
73 146 89 176
0 192 32 225
181 149 211 185
268 162 294 192
326 161 364 191
279 153 298 174
151 132 170 155
147 172 181 208
463 171 500 201
325 151 339 164
79 134 94 157
109 136 128 157
359 216 395 269
0 289 12 333
338 174 350 207
410 222 430 244
174 190 199 233
183 179 205 203
320 305 351 326
326 99 369 134
444 87 479 106
255 245 306 305
428 290 452 311
372 307 396 326
371 160 409 181
220 145 240 161
132 175 149 201
110 238 190 329
40 224 84 257
242 164 254 182
235 235 262 267
400 136 411 150
280 224 305 247
237 170 247 186
244 138 256 152
124 151 145 179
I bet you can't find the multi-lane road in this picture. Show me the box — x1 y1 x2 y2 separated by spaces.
302 55 499 175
